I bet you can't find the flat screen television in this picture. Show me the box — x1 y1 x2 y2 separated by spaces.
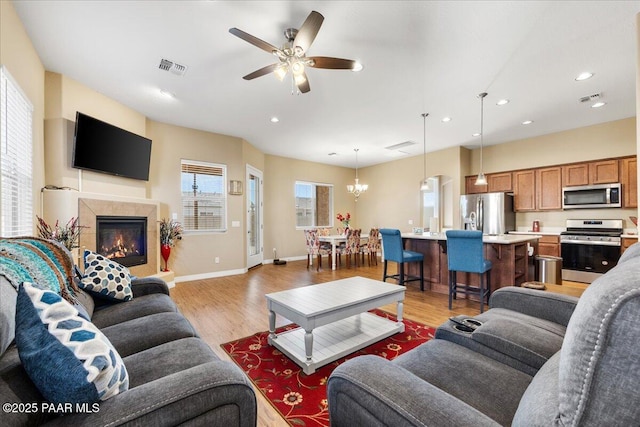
72 112 152 181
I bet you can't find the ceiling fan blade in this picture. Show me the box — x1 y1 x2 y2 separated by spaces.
308 56 357 70
243 63 280 80
229 27 280 55
293 11 324 52
297 73 311 93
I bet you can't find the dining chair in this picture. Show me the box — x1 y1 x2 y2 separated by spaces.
445 230 492 313
360 228 380 266
303 229 332 271
336 228 361 268
380 228 424 290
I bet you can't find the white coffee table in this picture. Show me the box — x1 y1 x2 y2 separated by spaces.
265 276 405 374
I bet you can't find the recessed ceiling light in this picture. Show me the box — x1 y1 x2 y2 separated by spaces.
575 72 594 81
522 120 533 125
441 117 451 123
159 89 175 99
270 117 279 123
472 132 481 137
591 102 606 108
496 99 509 106
351 62 364 72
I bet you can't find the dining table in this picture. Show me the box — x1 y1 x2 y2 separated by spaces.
319 234 369 270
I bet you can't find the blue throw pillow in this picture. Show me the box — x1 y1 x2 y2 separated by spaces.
15 282 129 404
80 250 133 302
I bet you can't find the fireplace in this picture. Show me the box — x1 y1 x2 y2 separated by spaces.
96 216 147 268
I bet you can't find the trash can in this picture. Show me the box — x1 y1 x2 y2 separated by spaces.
536 255 563 285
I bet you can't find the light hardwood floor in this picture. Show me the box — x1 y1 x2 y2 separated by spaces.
169 257 585 427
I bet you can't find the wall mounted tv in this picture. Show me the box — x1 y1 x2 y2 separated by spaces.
72 112 152 181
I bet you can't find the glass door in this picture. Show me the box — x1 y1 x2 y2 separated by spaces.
246 165 263 268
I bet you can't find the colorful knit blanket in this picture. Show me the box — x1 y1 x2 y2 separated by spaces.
0 237 78 303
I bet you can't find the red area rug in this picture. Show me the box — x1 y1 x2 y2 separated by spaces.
221 309 435 426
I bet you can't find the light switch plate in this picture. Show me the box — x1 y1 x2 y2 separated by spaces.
231 221 240 227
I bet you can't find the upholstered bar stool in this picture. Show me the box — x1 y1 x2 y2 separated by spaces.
380 228 424 291
445 230 492 313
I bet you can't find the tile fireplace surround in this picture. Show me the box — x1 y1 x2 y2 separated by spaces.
78 198 158 276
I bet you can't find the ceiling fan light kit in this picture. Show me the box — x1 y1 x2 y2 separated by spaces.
229 11 360 94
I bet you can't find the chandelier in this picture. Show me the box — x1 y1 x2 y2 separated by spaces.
347 148 368 201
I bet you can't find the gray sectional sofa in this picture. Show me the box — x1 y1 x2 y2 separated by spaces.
1 239 256 426
328 243 640 426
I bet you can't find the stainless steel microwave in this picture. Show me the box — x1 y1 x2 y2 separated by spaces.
562 183 622 209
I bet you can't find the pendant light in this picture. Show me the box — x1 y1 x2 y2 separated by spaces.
420 113 430 191
475 92 488 186
347 148 368 201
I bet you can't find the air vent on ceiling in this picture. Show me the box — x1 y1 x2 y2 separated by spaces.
385 141 416 151
579 93 601 103
158 58 188 76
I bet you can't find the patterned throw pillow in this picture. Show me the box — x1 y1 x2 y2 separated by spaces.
15 282 129 404
80 250 133 301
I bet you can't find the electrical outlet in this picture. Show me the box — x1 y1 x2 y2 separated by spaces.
172 212 177 220
215 257 220 264
408 219 414 225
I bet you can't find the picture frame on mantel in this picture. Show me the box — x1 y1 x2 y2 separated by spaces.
229 180 243 195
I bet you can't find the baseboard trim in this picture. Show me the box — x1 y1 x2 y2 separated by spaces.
175 268 248 284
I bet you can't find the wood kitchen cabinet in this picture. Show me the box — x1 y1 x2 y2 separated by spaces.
562 163 589 187
465 176 488 194
488 172 513 192
538 235 561 257
536 167 562 210
514 170 536 211
621 156 637 208
562 160 619 187
621 237 638 254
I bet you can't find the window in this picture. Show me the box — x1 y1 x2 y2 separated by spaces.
295 181 333 228
1 66 33 237
181 160 227 232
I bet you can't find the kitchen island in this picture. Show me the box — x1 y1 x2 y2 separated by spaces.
401 233 541 296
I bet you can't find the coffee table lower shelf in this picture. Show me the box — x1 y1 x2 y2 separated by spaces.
268 312 404 374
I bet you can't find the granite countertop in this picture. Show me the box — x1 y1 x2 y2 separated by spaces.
622 234 639 239
401 232 540 244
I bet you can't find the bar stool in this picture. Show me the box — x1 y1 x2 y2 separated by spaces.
380 228 424 291
445 230 492 313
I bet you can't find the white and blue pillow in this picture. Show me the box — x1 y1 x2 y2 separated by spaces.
80 250 133 302
15 282 129 404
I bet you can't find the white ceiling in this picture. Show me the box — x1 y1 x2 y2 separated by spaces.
13 1 640 168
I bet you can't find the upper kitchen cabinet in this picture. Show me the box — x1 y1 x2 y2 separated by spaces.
465 176 488 194
514 167 562 212
562 160 619 187
514 170 536 211
536 167 562 210
487 172 513 192
621 156 637 208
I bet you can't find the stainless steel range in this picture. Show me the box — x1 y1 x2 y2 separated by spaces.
560 219 623 284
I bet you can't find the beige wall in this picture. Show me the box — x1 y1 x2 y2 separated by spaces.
44 72 148 198
146 119 248 275
264 155 355 259
0 1 45 223
355 146 468 233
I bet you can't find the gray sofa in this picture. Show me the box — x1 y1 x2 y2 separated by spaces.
1 240 256 426
328 242 640 426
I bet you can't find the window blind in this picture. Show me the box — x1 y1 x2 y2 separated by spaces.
1 66 33 237
181 160 226 232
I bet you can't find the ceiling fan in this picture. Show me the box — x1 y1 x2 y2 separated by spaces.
229 11 361 94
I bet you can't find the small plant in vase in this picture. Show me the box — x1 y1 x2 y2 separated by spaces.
336 212 351 235
159 218 183 272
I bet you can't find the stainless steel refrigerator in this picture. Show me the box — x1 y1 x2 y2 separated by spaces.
460 192 515 235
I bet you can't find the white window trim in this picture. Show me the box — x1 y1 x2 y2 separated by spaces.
1 65 34 237
181 159 228 233
294 180 334 230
